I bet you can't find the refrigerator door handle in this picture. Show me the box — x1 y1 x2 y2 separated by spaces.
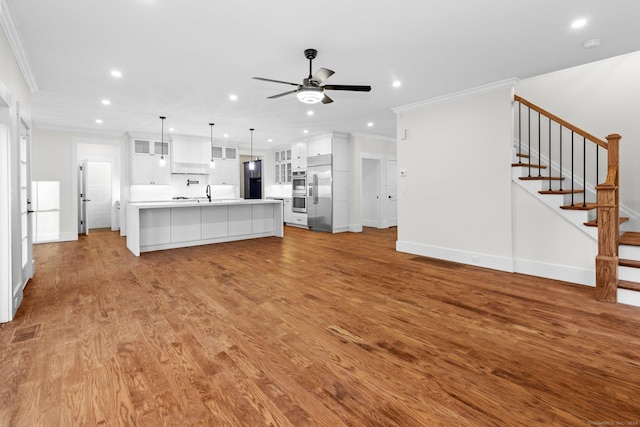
313 174 319 205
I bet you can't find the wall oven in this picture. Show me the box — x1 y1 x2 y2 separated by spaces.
292 170 306 193
292 170 307 213
292 194 306 213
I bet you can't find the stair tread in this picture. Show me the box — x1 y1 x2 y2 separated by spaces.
618 280 640 292
583 217 629 227
620 259 640 268
539 189 585 195
516 153 530 158
560 203 598 211
519 176 565 181
620 232 640 246
512 163 548 169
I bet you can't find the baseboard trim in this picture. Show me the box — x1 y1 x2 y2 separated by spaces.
34 232 77 244
396 240 514 273
618 288 640 307
513 258 595 287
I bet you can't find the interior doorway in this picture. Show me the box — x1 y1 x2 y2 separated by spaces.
361 157 382 228
83 161 112 231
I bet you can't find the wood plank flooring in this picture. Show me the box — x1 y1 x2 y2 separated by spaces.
1 226 640 426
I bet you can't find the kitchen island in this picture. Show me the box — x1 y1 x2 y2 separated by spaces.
126 199 283 256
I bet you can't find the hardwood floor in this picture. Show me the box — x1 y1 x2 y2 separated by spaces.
2 226 640 426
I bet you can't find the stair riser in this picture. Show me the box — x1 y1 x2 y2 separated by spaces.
619 266 640 282
618 288 640 307
620 245 640 260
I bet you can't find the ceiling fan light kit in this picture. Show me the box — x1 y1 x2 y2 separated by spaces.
253 48 371 105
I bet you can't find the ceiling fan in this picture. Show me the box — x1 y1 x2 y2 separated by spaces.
253 48 372 104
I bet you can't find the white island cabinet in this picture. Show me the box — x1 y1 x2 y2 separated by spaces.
126 199 283 256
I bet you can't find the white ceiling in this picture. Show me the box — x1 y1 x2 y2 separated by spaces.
6 0 640 150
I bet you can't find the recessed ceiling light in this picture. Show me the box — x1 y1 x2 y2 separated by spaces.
303 129 309 134
392 80 402 88
268 138 273 143
367 122 373 127
229 94 238 101
169 127 174 132
571 18 587 29
307 110 314 116
224 133 229 138
110 70 122 78
101 99 111 105
96 119 103 124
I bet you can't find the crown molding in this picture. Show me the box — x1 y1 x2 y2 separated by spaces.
350 132 396 142
0 0 38 94
392 78 520 115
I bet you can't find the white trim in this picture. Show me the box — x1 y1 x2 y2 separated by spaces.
513 258 595 287
0 0 38 94
392 78 520 115
396 240 515 273
33 231 77 244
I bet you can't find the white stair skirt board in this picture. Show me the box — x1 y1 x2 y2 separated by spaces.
396 240 514 273
513 258 595 287
618 288 640 308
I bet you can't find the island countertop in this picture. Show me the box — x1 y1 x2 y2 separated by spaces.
126 199 283 256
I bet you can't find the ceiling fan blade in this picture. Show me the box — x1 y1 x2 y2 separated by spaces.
321 94 333 104
323 84 372 92
253 77 300 86
312 68 335 84
267 89 299 99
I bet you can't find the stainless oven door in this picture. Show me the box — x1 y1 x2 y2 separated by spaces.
292 195 306 213
292 171 306 193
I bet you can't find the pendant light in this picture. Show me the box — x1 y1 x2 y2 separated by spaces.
248 128 255 170
158 116 166 167
209 123 216 169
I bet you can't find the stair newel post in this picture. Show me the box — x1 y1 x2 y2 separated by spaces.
528 107 532 177
595 133 621 303
538 112 542 177
583 137 587 207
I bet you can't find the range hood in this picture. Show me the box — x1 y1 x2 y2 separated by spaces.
171 138 210 175
171 161 210 175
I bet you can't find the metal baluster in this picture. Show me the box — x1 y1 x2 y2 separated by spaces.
537 112 542 177
548 117 552 191
528 107 532 177
559 125 563 191
571 132 574 206
583 137 587 207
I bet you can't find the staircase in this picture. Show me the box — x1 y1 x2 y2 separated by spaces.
513 95 640 307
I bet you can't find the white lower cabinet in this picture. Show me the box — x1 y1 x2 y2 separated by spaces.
290 212 307 227
283 198 292 223
252 204 274 234
202 206 229 239
228 205 252 236
140 208 171 246
171 207 201 242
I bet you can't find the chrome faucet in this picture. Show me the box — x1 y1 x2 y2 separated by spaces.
206 184 211 202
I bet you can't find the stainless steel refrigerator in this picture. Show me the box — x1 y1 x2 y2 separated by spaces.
307 154 333 232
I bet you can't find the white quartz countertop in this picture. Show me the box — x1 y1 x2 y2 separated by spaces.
128 199 282 209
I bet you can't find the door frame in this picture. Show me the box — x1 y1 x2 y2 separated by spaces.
0 81 12 322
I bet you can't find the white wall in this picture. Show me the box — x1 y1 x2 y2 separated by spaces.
516 50 640 220
394 82 515 272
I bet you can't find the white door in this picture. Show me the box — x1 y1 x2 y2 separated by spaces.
385 159 398 227
19 118 33 284
361 158 381 228
86 161 112 230
78 160 89 235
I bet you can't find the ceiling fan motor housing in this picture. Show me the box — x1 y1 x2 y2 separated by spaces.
304 49 318 60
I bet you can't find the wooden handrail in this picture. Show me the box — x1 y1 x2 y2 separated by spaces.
514 95 608 149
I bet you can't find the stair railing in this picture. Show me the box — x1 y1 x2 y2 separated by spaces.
514 95 621 302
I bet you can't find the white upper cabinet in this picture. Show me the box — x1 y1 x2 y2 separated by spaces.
210 146 239 185
131 138 170 185
306 136 331 157
291 141 307 159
